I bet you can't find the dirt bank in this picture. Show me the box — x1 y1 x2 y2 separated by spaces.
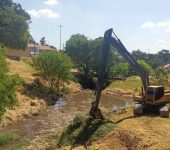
104 88 134 98
0 58 83 127
0 92 47 127
0 58 47 126
89 117 170 150
58 109 170 150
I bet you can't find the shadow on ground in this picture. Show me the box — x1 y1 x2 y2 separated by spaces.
58 114 115 149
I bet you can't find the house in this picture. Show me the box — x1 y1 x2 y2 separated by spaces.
5 43 57 58
28 43 56 57
164 64 170 73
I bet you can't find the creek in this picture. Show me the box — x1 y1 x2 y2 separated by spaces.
0 90 133 140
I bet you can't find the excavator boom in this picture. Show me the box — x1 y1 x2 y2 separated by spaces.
104 28 149 92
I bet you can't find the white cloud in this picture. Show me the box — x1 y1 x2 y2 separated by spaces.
156 40 166 45
155 40 169 50
140 21 155 29
140 21 170 32
44 0 58 6
27 9 60 19
157 21 170 28
145 40 169 53
165 27 170 32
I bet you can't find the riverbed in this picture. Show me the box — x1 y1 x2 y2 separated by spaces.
0 90 132 140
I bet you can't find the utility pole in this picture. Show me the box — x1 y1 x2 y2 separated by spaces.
58 25 63 50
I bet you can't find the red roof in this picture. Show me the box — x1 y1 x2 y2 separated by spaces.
164 64 170 68
28 44 56 51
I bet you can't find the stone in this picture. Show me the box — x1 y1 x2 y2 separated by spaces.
160 106 169 118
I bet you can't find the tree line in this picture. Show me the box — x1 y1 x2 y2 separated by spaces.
65 34 170 87
0 0 30 50
132 49 170 69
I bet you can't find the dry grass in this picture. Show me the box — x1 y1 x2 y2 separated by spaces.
0 58 47 126
108 76 142 92
115 116 170 149
107 75 170 95
89 110 170 150
1 92 47 126
66 81 81 93
57 109 170 150
6 58 35 83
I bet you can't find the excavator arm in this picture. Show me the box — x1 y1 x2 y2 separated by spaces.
90 28 149 119
104 28 149 92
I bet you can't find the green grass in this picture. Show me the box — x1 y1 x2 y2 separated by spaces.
109 76 142 92
58 114 115 148
0 133 27 150
0 133 17 146
62 86 71 94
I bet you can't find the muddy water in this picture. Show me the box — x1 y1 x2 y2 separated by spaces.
1 90 132 139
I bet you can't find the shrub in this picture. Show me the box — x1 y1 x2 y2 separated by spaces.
151 66 169 87
33 52 73 94
0 47 22 117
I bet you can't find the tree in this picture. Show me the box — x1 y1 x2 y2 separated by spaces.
147 54 162 69
66 34 127 88
33 52 73 94
65 34 93 78
158 50 170 65
150 67 169 87
91 37 123 79
131 49 170 69
132 50 148 61
0 0 30 50
111 62 130 78
40 37 46 45
137 59 153 74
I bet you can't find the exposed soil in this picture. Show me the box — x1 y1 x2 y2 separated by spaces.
69 110 170 150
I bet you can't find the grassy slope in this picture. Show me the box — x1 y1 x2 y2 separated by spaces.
107 75 170 93
110 76 142 90
1 58 47 126
90 109 170 150
108 76 142 92
58 109 170 150
6 58 35 83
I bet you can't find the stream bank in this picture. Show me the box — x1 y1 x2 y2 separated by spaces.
0 90 132 150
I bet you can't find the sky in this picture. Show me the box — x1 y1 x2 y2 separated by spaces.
13 0 170 53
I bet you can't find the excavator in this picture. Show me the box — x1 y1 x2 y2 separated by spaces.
89 28 170 119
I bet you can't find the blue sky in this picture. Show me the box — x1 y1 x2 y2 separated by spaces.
13 0 170 53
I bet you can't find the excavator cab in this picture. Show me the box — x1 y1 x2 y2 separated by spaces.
146 86 165 104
